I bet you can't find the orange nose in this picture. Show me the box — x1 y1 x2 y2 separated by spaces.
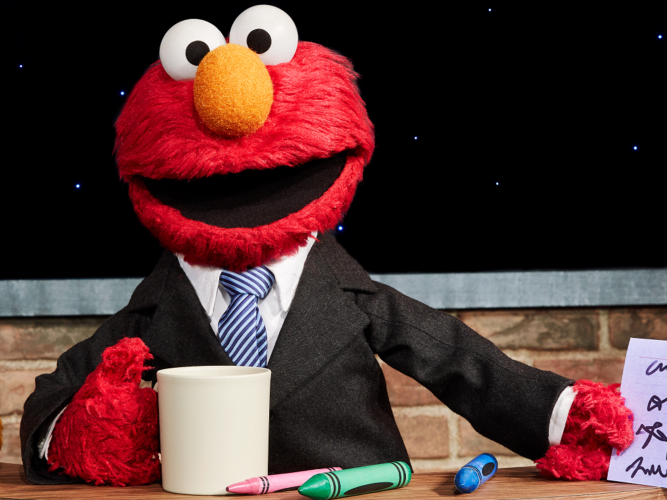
193 44 273 138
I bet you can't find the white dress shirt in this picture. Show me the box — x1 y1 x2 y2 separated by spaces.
177 234 317 362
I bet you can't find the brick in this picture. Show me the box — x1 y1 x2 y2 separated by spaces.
394 413 449 458
533 358 625 385
609 307 667 350
0 317 105 360
458 417 519 457
380 362 441 406
0 420 21 464
0 370 51 414
458 309 599 350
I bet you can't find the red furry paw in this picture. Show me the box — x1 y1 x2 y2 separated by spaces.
537 443 613 481
536 380 634 480
48 337 160 486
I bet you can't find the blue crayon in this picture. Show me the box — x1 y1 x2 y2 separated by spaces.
454 453 498 493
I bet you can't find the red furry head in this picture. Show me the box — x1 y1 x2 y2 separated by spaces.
115 24 374 271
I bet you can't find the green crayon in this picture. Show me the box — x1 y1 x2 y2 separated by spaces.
298 462 411 499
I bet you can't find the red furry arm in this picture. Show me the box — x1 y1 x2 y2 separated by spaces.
47 337 160 486
536 380 634 480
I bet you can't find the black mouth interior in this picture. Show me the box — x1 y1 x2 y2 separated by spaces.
142 152 347 228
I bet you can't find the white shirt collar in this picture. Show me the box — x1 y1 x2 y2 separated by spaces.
177 233 317 317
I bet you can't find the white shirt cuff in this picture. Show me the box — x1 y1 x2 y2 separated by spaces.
38 405 67 461
548 386 577 446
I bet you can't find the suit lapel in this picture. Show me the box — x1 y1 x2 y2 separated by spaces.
267 234 375 409
140 235 377 397
142 252 234 368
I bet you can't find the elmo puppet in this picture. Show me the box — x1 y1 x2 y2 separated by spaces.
21 5 633 487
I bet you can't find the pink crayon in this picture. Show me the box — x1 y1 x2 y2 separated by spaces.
227 467 342 495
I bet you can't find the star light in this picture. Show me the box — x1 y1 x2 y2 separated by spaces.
120 91 125 96
337 225 343 231
19 64 23 68
488 8 492 12
658 35 663 39
633 146 638 150
414 136 418 140
496 182 499 186
75 184 81 189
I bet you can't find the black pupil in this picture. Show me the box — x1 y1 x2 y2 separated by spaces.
186 40 210 65
247 29 271 54
482 463 495 476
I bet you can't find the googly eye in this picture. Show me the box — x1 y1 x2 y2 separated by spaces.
159 19 226 81
229 5 298 66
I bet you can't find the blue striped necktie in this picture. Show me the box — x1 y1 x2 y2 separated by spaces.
218 266 275 368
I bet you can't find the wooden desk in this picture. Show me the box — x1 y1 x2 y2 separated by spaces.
0 463 664 500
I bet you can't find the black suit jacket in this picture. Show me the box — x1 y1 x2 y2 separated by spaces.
21 233 572 484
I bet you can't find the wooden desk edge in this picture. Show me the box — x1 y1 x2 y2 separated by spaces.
1 463 665 500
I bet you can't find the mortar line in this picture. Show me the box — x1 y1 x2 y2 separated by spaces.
598 308 612 352
0 413 22 424
0 359 58 371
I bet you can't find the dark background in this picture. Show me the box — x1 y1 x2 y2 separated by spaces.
3 2 665 278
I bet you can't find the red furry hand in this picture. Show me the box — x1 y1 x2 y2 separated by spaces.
47 337 160 486
536 380 634 480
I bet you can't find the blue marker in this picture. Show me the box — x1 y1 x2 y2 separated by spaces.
454 453 498 493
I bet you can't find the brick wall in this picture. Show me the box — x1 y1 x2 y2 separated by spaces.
0 317 106 464
1 307 666 470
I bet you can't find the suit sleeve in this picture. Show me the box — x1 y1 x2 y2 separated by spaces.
358 282 573 460
19 308 151 484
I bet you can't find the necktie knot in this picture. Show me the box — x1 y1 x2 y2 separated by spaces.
220 266 274 300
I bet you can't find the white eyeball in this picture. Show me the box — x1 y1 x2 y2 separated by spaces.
159 19 226 81
229 5 298 66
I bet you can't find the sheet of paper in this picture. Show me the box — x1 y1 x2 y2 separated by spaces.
608 338 667 487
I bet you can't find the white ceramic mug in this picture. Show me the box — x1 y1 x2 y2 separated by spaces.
157 366 271 495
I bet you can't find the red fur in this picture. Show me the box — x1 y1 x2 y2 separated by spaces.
535 380 634 480
115 42 374 270
48 338 160 486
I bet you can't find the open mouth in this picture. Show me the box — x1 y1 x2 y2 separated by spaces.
141 152 348 229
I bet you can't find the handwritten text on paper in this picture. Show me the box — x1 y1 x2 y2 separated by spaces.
608 338 667 487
